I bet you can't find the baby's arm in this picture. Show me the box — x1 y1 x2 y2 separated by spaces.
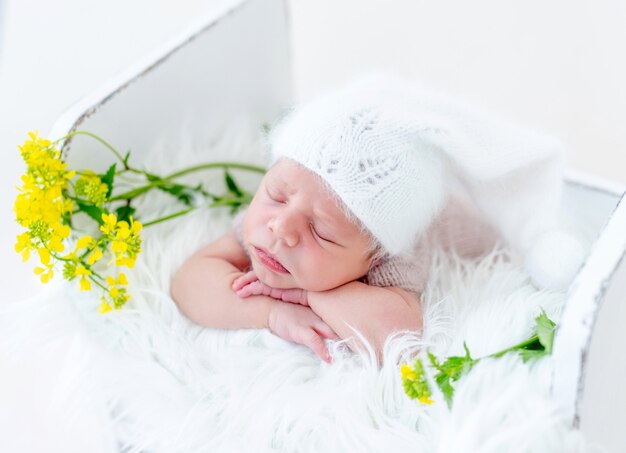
233 271 422 364
307 283 422 363
170 230 337 362
171 230 275 329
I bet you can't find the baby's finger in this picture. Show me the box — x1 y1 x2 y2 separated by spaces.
313 322 340 340
236 281 263 298
281 288 308 306
302 329 332 364
232 271 257 291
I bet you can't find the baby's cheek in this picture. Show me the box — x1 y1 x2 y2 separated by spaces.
294 256 341 291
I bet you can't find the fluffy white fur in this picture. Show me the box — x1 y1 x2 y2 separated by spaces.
0 118 591 452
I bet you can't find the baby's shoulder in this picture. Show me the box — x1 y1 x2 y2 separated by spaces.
193 229 250 271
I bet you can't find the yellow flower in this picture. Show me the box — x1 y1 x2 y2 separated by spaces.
79 277 91 291
115 221 130 240
106 274 128 286
418 396 434 405
104 273 132 309
75 172 108 206
98 300 113 314
101 215 142 269
34 266 54 283
401 363 417 381
111 240 128 253
86 247 103 266
37 248 51 265
100 213 118 235
75 265 91 277
115 257 135 268
73 265 92 291
48 236 64 253
14 232 32 262
20 248 31 263
130 217 142 235
76 235 94 249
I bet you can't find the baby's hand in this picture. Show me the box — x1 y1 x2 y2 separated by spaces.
232 271 309 306
268 302 338 363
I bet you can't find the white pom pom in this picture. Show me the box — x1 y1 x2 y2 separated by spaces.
524 230 585 291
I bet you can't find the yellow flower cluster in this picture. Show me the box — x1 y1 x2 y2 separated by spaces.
400 363 416 381
401 360 434 405
61 235 103 291
14 131 75 282
99 273 130 313
75 171 109 206
100 213 143 268
13 132 143 313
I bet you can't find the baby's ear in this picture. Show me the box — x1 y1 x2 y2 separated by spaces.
369 255 383 269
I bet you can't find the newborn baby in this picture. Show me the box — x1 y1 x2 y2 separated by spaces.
171 157 426 364
170 71 582 365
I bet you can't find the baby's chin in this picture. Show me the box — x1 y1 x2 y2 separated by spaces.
251 262 297 288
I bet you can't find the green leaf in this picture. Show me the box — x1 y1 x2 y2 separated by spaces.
519 348 548 363
427 351 442 371
122 151 131 167
435 372 455 406
224 170 242 197
145 172 161 182
440 354 475 381
76 201 105 225
143 172 201 206
427 345 477 407
535 310 556 353
100 163 117 199
210 197 238 208
155 183 195 206
115 204 136 223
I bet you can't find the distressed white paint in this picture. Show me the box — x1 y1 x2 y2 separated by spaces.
552 176 626 433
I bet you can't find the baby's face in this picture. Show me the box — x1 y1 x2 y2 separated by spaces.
242 159 375 292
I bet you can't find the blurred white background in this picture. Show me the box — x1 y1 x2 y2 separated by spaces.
0 0 624 451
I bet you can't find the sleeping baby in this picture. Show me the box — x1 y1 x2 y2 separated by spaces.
170 72 583 365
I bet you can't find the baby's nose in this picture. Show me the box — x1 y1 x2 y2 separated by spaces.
269 215 301 247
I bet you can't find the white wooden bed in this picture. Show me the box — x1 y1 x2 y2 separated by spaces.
49 0 626 450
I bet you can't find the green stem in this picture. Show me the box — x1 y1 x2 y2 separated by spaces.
55 131 126 165
109 177 182 201
109 163 265 202
165 162 266 179
89 274 108 292
115 168 143 176
487 335 539 359
50 252 73 263
142 207 198 227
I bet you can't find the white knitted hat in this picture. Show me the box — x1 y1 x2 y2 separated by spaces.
265 72 584 290
266 77 446 256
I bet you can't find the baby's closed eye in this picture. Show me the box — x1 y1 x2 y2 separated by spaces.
310 223 332 243
266 186 286 204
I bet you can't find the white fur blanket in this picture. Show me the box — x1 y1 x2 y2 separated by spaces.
1 120 590 452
